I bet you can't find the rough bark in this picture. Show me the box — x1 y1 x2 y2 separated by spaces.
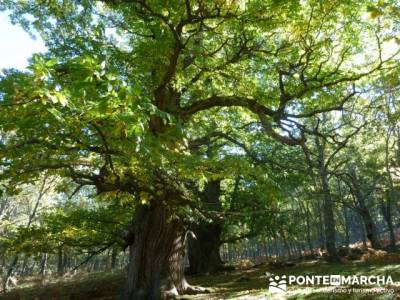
188 223 223 275
187 180 223 275
347 192 379 249
316 138 339 262
39 253 48 276
121 201 194 300
358 207 382 249
347 166 382 249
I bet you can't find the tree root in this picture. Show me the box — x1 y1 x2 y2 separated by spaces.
162 281 210 299
181 280 210 295
182 284 210 294
162 286 179 299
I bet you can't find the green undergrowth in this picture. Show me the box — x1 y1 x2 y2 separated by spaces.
1 261 399 300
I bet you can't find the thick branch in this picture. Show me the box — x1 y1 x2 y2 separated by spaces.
181 95 274 116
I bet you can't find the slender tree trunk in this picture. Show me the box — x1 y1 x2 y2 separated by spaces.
358 214 367 249
384 128 397 249
315 199 325 249
380 197 396 249
63 250 69 273
263 238 269 258
320 178 338 261
2 177 50 290
300 201 314 254
57 247 64 276
227 243 232 261
273 237 279 258
343 207 350 248
280 231 292 259
39 253 48 276
20 256 28 276
3 255 18 291
385 198 396 249
121 201 193 300
111 248 118 270
0 250 4 276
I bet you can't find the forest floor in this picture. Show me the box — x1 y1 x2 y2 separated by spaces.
1 259 400 300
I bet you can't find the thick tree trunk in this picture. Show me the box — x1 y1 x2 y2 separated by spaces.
187 180 223 275
358 207 381 249
313 136 339 261
188 223 223 275
317 155 339 262
121 201 193 300
346 165 382 249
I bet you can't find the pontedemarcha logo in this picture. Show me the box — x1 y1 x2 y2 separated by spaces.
267 273 393 294
268 275 287 293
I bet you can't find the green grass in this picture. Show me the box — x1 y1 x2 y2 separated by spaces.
1 261 399 299
0 272 124 300
184 261 400 300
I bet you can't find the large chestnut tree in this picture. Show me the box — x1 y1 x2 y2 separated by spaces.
0 0 396 298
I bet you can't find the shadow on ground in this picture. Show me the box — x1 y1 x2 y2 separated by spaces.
1 261 400 299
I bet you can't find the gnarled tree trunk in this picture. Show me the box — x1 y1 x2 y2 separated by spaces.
358 207 381 249
121 200 192 300
188 223 223 275
188 180 223 275
346 164 382 249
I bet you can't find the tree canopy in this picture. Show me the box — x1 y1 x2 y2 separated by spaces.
0 0 400 299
